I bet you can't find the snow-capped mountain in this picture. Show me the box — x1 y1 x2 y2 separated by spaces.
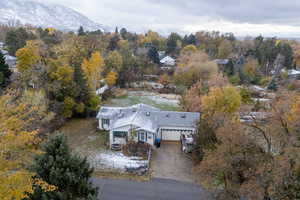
0 0 107 31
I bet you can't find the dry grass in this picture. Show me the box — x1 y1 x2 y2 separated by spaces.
59 118 108 153
93 171 151 182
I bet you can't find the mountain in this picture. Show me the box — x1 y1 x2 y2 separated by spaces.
0 0 107 32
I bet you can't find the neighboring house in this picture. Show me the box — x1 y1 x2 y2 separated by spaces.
214 59 229 66
97 104 200 148
214 59 230 71
130 81 164 90
96 84 109 96
287 69 300 79
158 51 166 60
160 56 176 70
5 55 17 71
240 112 270 123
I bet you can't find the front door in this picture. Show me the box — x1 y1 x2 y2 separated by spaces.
139 131 147 143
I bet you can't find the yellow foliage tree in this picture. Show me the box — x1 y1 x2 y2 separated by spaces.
81 51 104 91
106 71 118 86
16 41 41 72
48 59 74 85
0 90 56 200
201 85 241 118
181 44 197 55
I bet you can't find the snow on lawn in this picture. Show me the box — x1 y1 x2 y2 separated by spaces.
88 151 148 172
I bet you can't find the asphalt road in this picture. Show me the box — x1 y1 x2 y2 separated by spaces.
92 178 212 200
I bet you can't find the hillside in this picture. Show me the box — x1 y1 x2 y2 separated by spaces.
0 0 107 31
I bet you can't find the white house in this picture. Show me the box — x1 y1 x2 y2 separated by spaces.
160 56 175 67
96 104 200 148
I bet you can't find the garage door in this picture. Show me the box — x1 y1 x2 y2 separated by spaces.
161 129 181 141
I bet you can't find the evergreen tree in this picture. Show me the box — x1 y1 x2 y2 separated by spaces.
73 62 90 105
77 26 86 36
267 78 278 91
166 32 182 55
24 134 98 200
107 34 120 51
147 46 160 64
120 28 128 39
5 27 35 55
0 51 11 87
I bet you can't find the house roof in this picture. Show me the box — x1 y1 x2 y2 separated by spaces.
214 59 229 65
160 56 175 65
97 104 200 133
96 84 109 95
288 69 300 76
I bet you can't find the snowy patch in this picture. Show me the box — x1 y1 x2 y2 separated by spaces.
88 151 148 172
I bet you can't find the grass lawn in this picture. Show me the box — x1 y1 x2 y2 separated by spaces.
105 91 181 111
59 118 109 155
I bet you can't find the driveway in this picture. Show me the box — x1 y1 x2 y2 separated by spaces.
92 178 212 200
151 142 197 183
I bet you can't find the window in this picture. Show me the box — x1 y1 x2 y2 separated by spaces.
102 119 110 126
113 131 127 138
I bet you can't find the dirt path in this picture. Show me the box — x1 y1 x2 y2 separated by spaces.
151 143 197 183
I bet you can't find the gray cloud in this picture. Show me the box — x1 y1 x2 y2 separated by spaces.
147 0 300 25
41 0 300 37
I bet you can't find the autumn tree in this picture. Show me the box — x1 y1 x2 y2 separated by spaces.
242 57 261 84
174 51 218 88
217 39 233 59
106 51 123 72
198 120 271 200
81 51 104 91
16 40 41 72
0 90 55 200
180 44 197 55
158 74 170 88
25 134 98 200
106 71 118 86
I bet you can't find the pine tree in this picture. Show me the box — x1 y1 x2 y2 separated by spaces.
267 78 278 91
147 46 160 64
78 26 86 36
73 62 90 104
25 134 98 200
0 51 11 87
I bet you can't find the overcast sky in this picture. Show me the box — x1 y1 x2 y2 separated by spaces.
43 0 300 37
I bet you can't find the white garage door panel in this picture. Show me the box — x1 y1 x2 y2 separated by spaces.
162 129 181 141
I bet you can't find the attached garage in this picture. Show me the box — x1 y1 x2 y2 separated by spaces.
161 129 194 141
161 129 180 141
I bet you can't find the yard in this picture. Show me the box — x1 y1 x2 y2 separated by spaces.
60 118 150 176
105 90 181 111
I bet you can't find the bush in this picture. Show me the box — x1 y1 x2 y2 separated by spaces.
122 141 151 158
259 76 272 87
287 80 300 91
229 75 240 85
